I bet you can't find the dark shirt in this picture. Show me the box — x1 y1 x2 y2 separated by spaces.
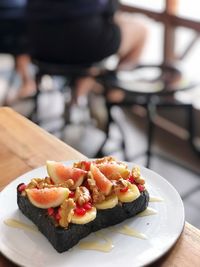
0 0 26 8
27 0 120 64
27 0 119 19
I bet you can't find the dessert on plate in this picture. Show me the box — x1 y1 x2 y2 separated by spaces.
17 156 149 253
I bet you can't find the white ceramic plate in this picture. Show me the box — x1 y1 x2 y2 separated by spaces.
0 161 185 267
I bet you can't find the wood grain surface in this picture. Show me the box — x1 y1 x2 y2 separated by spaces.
0 107 200 267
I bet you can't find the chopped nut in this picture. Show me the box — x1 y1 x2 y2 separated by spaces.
94 156 116 164
61 179 74 189
26 177 52 189
132 167 145 185
26 183 36 189
87 178 105 203
26 176 76 191
112 178 130 193
26 178 38 189
132 167 141 179
53 179 75 190
93 189 105 203
59 199 76 228
93 156 129 170
44 177 52 185
136 177 145 185
73 161 82 169
75 186 91 206
38 181 46 189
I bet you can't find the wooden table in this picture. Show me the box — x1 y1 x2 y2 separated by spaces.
0 107 200 267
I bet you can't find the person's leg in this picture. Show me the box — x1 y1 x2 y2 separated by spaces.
70 13 148 101
74 77 96 102
114 12 148 70
106 12 148 102
15 54 36 97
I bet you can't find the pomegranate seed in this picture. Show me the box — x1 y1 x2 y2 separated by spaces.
18 183 27 192
69 191 75 198
74 207 86 216
128 176 135 184
120 187 129 193
83 202 92 211
47 208 54 216
138 184 145 192
55 212 61 221
82 161 91 171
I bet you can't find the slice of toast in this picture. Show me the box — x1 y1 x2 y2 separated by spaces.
17 188 149 253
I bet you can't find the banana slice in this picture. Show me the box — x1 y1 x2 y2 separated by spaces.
118 184 140 203
95 195 118 210
71 207 96 224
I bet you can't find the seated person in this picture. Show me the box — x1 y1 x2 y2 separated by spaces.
27 0 147 67
26 0 147 100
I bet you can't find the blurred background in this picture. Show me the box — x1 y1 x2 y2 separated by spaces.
0 0 200 228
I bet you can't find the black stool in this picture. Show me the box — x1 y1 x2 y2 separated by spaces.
96 64 200 167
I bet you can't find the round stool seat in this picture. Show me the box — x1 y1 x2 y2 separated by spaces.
32 56 115 78
32 59 93 76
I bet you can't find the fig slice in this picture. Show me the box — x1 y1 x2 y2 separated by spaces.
90 164 112 196
46 161 87 188
26 187 69 209
97 163 130 180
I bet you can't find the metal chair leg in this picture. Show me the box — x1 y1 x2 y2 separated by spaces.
187 104 200 156
95 102 112 158
146 100 156 168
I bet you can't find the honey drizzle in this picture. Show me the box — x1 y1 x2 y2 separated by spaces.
116 225 147 239
79 232 114 252
4 218 38 232
137 207 158 217
149 196 164 202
